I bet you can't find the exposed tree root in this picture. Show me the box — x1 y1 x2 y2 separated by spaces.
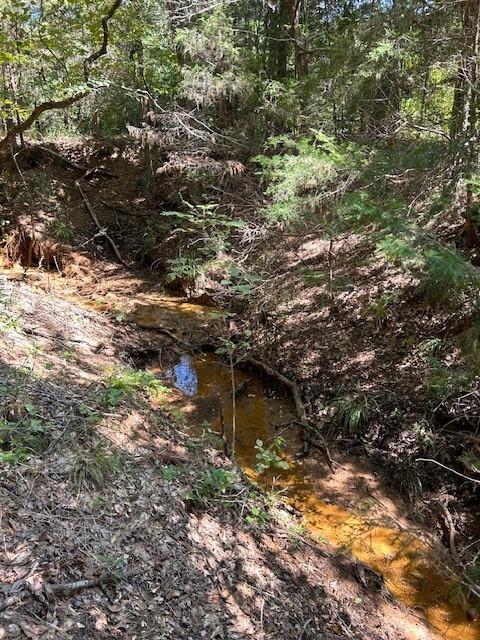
4 216 64 270
440 500 458 561
243 357 315 459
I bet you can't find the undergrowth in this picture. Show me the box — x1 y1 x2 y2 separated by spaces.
330 392 372 435
100 368 169 407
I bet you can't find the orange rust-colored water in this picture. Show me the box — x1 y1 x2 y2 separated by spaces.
161 346 480 640
4 268 477 640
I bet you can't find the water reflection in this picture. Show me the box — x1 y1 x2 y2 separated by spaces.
167 354 198 396
162 351 480 639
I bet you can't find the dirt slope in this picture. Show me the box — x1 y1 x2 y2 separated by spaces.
0 272 438 640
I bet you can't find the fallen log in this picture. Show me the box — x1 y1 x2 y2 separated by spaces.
100 199 157 218
75 179 128 267
26 144 86 171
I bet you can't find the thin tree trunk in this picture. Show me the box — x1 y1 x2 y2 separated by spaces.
451 0 480 248
266 0 290 79
290 0 308 78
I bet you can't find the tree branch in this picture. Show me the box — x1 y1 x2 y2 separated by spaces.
0 93 88 152
0 0 123 151
83 0 123 84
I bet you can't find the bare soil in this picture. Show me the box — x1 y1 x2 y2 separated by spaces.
0 273 436 640
1 137 479 638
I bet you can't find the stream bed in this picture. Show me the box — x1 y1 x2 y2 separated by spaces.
17 265 478 640
134 297 480 640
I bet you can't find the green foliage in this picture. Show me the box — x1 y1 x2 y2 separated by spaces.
245 505 269 527
331 393 371 435
97 554 128 582
459 320 480 374
220 265 261 297
377 232 479 306
422 246 479 305
166 255 203 285
162 465 180 482
255 132 356 225
0 312 19 332
49 219 74 243
425 357 471 401
185 466 234 505
215 332 252 360
254 436 289 474
411 421 436 451
70 443 120 492
460 449 480 474
257 80 303 133
176 9 252 109
420 337 443 356
101 368 168 406
335 191 405 231
0 401 48 464
368 292 398 327
163 203 247 287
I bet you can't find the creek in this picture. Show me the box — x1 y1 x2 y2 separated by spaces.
132 296 480 640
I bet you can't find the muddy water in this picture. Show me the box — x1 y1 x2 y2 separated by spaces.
84 289 476 640
3 266 477 637
147 333 480 640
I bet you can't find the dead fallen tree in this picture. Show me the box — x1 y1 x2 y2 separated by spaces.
75 179 128 267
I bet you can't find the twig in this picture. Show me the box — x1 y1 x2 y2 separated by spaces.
0 571 138 612
229 352 236 461
75 179 128 267
48 572 132 594
416 458 480 484
216 392 229 456
243 357 312 457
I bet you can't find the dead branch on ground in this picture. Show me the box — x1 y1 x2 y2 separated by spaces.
75 179 128 267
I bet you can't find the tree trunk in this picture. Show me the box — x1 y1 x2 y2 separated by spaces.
289 0 309 78
451 0 480 248
266 0 290 79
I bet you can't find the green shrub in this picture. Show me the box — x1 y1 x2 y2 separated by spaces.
368 292 399 327
254 436 290 474
245 505 269 526
185 466 234 505
378 232 479 306
422 246 479 305
425 357 471 400
331 392 371 435
100 368 168 407
0 401 49 464
254 131 358 225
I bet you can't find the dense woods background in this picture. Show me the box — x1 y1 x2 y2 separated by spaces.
3 0 480 627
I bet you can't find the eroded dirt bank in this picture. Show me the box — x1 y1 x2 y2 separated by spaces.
2 139 480 638
0 270 444 640
0 262 477 639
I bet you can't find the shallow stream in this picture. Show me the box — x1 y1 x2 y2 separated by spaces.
14 264 477 640
132 295 480 640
